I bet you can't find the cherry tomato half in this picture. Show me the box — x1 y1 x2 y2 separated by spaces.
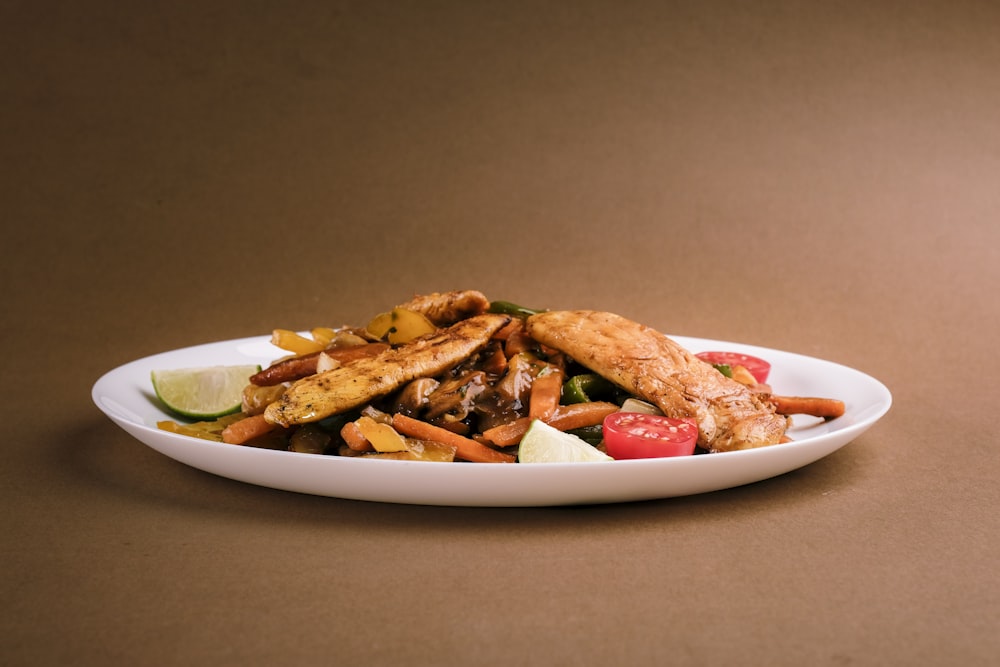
602 412 698 460
695 351 771 384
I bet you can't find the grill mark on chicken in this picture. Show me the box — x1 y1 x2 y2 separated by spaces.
525 310 787 452
264 313 511 427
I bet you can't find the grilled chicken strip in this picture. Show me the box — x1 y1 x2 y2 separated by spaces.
264 313 511 427
525 310 787 452
396 290 491 327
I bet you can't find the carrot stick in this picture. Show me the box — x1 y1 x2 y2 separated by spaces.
481 401 620 447
480 344 509 376
221 414 280 445
492 318 523 342
480 417 532 447
340 420 374 451
546 401 619 430
528 371 563 421
771 395 846 419
391 413 515 463
504 328 535 358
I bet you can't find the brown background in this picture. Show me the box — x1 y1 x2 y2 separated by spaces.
3 1 998 665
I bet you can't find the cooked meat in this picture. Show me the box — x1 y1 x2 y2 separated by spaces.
250 343 390 386
264 313 511 427
396 290 491 327
525 310 787 452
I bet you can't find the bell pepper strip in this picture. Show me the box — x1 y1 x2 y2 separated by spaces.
710 363 733 378
561 373 616 404
488 300 546 318
157 412 245 442
566 425 603 446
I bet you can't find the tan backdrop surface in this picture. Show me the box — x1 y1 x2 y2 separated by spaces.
3 1 998 665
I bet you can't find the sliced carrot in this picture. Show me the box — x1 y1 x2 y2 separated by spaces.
221 414 281 445
546 401 619 430
480 344 509 376
528 371 563 422
504 327 535 358
480 417 532 447
771 395 846 419
493 318 523 342
481 401 620 447
391 413 515 463
340 420 374 451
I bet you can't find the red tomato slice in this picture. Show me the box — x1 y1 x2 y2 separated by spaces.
602 412 698 460
695 351 771 384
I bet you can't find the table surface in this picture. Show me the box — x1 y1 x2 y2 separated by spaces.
4 1 998 665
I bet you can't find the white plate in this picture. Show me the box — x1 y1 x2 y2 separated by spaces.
92 335 891 506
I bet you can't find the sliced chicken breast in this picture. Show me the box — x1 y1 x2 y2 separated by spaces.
265 313 510 427
396 290 491 327
525 310 787 452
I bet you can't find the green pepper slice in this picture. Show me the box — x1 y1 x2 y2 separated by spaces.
561 373 616 404
711 363 733 378
566 424 604 446
487 300 546 318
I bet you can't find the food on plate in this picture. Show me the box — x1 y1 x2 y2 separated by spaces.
151 365 260 419
517 419 613 463
695 351 771 384
602 412 699 459
153 289 845 463
391 413 516 463
770 395 845 419
249 343 389 386
526 310 787 452
264 313 511 427
395 289 491 326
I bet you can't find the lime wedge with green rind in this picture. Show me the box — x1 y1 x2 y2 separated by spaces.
151 365 260 419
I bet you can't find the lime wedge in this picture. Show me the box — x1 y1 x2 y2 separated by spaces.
517 419 612 463
150 365 259 419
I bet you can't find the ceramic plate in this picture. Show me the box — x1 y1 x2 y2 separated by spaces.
93 334 891 506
